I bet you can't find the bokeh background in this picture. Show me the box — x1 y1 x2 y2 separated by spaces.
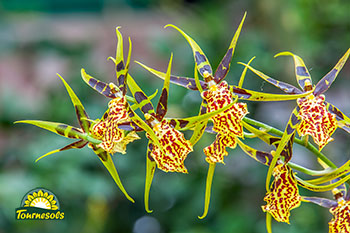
1 0 350 232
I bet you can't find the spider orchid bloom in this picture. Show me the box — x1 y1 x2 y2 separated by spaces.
15 75 134 203
304 184 350 233
240 122 350 229
80 27 141 155
126 54 236 213
240 48 350 151
135 12 312 219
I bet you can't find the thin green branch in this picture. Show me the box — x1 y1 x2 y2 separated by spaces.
287 162 334 176
242 117 337 169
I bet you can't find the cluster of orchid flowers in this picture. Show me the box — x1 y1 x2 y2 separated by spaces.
15 12 350 232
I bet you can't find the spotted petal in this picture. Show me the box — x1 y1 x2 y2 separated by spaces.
146 119 193 173
204 82 248 134
203 133 237 164
91 96 139 154
262 164 302 224
297 95 337 150
329 199 350 232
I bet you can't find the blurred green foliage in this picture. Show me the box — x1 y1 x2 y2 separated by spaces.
1 0 349 232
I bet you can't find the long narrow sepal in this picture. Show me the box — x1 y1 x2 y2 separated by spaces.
274 52 313 92
296 174 350 192
241 120 280 146
238 56 255 88
93 148 135 203
126 74 155 116
117 121 143 131
301 196 337 208
127 108 164 153
169 100 237 131
35 140 88 162
156 53 172 120
144 143 156 213
326 102 350 134
114 27 132 95
135 61 208 91
189 100 208 145
236 139 273 166
165 24 213 80
189 120 207 146
57 74 91 133
14 120 101 143
129 89 159 111
80 69 115 98
122 37 132 96
231 85 310 101
214 12 246 83
301 160 350 185
194 62 204 93
198 163 216 219
314 48 350 96
265 108 300 191
115 26 124 81
238 63 302 94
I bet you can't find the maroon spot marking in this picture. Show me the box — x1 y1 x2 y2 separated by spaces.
231 86 252 99
116 61 124 72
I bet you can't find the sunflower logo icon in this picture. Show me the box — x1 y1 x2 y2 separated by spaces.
22 189 59 210
16 188 64 220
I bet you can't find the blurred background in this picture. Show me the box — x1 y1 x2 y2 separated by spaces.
1 0 350 232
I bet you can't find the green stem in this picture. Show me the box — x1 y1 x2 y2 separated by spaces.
287 162 333 176
242 117 337 169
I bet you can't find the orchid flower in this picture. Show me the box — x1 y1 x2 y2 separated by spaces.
240 49 350 151
239 122 350 231
80 27 142 155
239 49 350 199
126 54 237 213
15 75 135 203
304 183 350 233
135 12 312 218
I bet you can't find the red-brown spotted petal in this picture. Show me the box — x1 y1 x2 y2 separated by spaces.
91 96 137 154
146 119 193 173
203 133 237 164
297 95 337 150
202 81 248 136
329 200 350 233
262 164 301 224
